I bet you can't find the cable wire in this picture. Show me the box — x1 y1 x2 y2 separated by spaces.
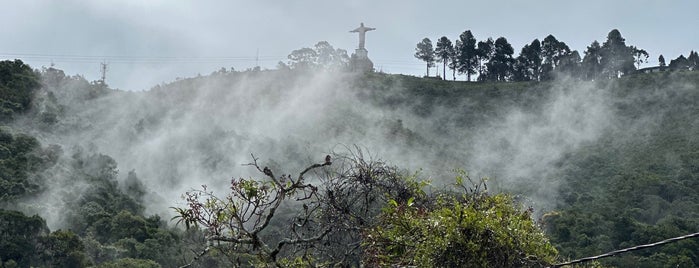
551 232 699 267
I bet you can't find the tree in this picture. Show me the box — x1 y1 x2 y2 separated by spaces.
557 50 582 79
173 155 334 266
688 50 699 70
0 210 49 267
173 150 560 267
287 47 318 70
600 29 636 78
97 258 160 268
363 172 558 267
0 128 45 202
476 38 495 81
173 151 422 267
514 39 542 81
415 38 435 77
669 55 690 69
435 36 455 80
448 45 459 80
632 47 649 69
485 37 515 81
314 41 350 71
541 35 571 80
582 41 603 80
39 230 91 267
286 41 350 71
658 55 666 67
455 30 479 81
0 60 40 120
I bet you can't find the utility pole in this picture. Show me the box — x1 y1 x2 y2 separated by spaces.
100 61 108 85
255 48 260 68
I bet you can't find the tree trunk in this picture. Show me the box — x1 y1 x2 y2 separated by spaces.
443 61 446 80
426 64 429 77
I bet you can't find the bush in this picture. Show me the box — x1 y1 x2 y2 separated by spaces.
363 174 558 267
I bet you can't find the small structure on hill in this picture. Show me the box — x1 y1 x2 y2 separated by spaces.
349 22 376 72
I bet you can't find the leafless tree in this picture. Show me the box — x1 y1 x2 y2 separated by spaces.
173 147 417 267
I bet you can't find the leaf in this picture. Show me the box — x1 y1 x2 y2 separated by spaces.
389 199 398 207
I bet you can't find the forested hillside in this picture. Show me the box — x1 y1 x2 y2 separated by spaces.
1 59 698 267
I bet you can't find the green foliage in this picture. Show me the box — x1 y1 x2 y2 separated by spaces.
286 41 349 71
544 71 699 266
483 37 515 82
0 127 45 201
0 60 40 120
435 36 455 80
39 229 91 267
97 257 161 268
455 30 479 81
0 209 49 267
600 29 636 78
415 38 436 76
364 177 557 267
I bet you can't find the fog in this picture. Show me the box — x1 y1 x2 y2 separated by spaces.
13 68 648 229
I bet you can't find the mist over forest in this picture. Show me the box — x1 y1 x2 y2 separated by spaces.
1 32 699 267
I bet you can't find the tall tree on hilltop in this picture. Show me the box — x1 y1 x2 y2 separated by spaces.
287 41 349 71
688 50 699 70
600 29 636 78
632 47 649 69
514 39 543 81
435 36 455 80
658 54 666 67
485 37 514 81
557 50 582 79
314 41 350 71
287 47 318 70
669 54 689 69
476 38 495 81
512 57 527 82
455 30 479 81
448 44 459 80
541 35 571 80
582 40 603 80
415 38 435 77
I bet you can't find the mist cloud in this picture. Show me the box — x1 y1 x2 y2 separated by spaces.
15 69 642 228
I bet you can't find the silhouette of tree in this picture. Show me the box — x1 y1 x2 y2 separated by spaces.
455 30 479 81
658 54 666 67
435 36 455 80
415 38 436 77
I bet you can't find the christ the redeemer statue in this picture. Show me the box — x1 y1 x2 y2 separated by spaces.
350 22 376 50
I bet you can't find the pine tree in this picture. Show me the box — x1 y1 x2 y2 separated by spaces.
415 38 435 77
455 30 479 81
435 36 454 80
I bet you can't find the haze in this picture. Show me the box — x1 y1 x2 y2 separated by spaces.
1 0 697 90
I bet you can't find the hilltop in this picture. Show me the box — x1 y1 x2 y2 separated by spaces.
1 60 698 266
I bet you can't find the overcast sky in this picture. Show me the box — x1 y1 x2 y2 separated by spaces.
1 0 697 90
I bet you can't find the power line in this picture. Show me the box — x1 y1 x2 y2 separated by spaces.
551 232 699 267
0 52 283 64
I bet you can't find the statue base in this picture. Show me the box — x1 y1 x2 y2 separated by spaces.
350 48 373 72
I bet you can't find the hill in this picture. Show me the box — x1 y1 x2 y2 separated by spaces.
1 60 698 266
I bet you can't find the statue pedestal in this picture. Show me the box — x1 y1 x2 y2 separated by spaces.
350 48 373 72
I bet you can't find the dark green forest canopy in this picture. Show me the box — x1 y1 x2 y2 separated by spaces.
0 60 40 120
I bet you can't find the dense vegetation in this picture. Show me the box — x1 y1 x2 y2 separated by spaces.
1 57 698 267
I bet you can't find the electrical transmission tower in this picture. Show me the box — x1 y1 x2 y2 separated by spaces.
100 61 108 84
